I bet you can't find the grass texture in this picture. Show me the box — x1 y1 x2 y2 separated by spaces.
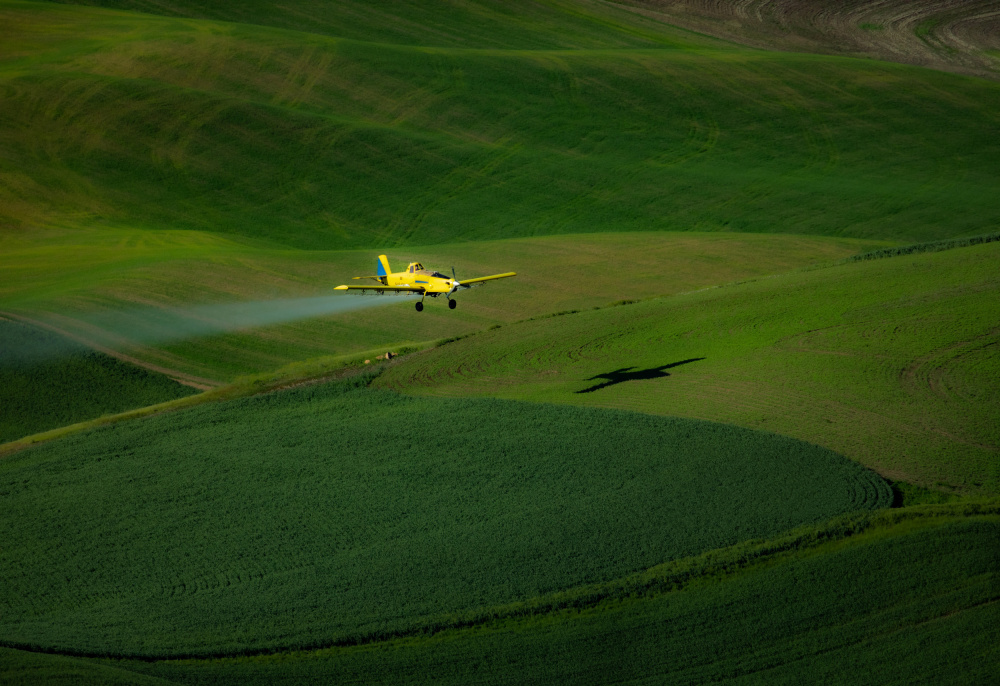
381 240 1000 495
0 375 889 657
47 0 704 49
2 1 999 248
0 317 196 443
0 229 881 382
3 507 995 684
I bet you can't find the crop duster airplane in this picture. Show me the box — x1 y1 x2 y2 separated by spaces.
335 255 516 311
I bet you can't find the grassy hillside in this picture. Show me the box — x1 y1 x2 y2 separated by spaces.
0 317 197 443
3 507 996 684
50 0 1000 79
381 241 1000 495
48 0 705 48
0 374 889 657
0 648 171 685
3 1 998 681
0 229 882 382
3 1 999 248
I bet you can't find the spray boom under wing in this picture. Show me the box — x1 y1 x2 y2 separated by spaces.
335 255 516 312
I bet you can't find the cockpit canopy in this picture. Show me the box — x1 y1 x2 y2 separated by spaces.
405 263 450 280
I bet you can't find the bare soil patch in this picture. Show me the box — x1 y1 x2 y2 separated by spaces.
617 1 1000 79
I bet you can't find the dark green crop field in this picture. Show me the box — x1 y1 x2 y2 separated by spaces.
0 375 889 657
3 508 996 684
0 317 196 443
132 513 1000 685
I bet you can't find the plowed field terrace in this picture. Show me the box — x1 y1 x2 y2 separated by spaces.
621 0 1000 79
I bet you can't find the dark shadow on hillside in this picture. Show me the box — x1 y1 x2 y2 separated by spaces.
575 358 705 394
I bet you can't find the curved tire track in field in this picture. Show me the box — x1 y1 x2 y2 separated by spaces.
776 320 1000 452
897 327 1000 452
898 327 999 402
620 0 1000 79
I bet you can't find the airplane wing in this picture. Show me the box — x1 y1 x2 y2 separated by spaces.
334 285 425 293
457 272 517 286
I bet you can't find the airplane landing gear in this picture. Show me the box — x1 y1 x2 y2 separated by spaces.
448 299 457 310
415 301 423 312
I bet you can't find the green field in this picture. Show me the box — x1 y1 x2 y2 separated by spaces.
2 507 997 683
382 240 1000 495
0 229 884 381
0 374 890 657
127 512 1000 685
2 0 999 682
47 0 710 47
0 317 196 443
3 0 1000 250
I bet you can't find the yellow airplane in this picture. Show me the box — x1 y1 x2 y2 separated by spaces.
335 255 516 311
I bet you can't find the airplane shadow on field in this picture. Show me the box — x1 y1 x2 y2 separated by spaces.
575 358 706 394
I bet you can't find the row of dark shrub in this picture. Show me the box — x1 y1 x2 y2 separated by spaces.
845 231 1000 263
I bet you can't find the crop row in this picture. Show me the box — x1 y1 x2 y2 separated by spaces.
0 376 889 657
4 509 995 683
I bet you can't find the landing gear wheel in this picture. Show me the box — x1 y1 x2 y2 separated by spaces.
415 301 424 312
448 299 457 310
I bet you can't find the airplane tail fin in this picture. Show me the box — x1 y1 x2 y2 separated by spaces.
377 255 392 277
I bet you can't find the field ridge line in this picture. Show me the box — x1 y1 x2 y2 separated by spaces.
0 310 223 389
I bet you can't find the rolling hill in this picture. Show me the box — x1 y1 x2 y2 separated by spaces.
3 0 1000 250
381 239 1000 495
0 229 886 381
2 0 998 683
0 374 891 657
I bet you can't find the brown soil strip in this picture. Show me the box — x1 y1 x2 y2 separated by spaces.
616 0 1000 80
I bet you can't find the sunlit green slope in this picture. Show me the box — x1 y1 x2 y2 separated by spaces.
381 241 1000 495
3 0 999 248
0 229 882 383
49 0 702 48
